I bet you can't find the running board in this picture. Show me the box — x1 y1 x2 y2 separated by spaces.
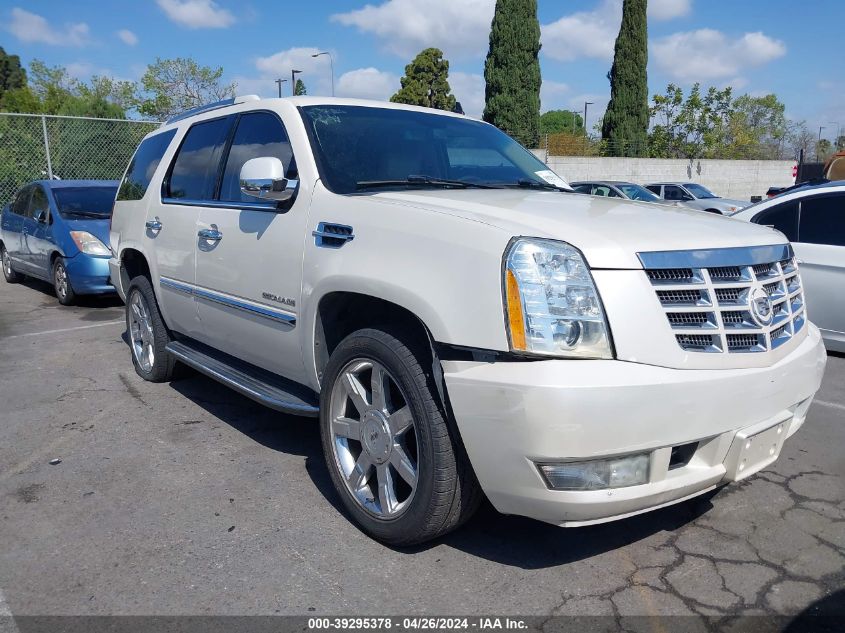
166 340 319 417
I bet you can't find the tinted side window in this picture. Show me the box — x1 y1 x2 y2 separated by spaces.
166 117 232 200
10 186 32 216
219 112 294 203
645 185 661 196
799 195 845 247
664 185 686 201
27 185 48 219
753 201 799 241
118 129 177 201
572 184 592 194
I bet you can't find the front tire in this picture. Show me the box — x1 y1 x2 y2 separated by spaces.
1 245 22 283
53 258 76 305
319 327 481 546
126 275 178 382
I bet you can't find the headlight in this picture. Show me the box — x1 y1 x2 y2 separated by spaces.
70 231 110 256
503 238 613 358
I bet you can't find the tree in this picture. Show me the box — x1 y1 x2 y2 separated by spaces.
294 79 307 96
0 48 27 99
788 121 815 160
816 138 833 161
539 110 583 135
648 83 733 159
836 135 845 152
601 0 648 157
726 94 788 159
483 0 541 148
138 57 236 120
390 48 456 111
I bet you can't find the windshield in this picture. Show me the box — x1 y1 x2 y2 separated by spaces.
617 183 661 202
684 183 718 199
53 187 117 219
299 105 569 194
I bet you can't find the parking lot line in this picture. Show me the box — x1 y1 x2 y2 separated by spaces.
2 320 124 341
0 587 20 633
814 399 845 412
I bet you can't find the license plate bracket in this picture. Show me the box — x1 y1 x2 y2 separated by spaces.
724 419 788 481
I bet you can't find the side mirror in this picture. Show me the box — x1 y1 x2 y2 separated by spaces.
239 157 298 203
34 209 48 223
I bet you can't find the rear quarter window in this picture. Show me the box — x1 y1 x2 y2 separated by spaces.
117 129 177 201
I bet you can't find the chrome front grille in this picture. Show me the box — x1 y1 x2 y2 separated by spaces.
640 245 805 354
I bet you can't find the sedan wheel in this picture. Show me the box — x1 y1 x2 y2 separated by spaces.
2 246 21 283
53 259 75 305
329 358 419 518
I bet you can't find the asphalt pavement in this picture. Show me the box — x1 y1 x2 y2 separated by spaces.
0 275 843 626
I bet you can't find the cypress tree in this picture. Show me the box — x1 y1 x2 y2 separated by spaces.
601 0 649 157
483 0 542 148
390 48 456 111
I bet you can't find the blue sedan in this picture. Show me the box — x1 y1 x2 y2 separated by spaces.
1 180 119 305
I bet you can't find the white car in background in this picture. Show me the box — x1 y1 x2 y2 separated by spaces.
646 182 749 215
731 181 845 352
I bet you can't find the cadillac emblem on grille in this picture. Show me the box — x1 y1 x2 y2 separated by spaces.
749 286 774 326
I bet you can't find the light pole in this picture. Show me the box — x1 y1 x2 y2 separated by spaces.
274 78 288 98
583 101 594 134
312 52 334 97
818 126 826 161
830 121 841 149
291 69 302 96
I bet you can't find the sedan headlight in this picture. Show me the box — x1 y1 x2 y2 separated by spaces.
70 231 110 256
504 238 613 358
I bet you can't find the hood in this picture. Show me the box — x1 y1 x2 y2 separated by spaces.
63 217 111 246
366 189 786 269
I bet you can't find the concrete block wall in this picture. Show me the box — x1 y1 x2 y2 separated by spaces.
531 153 795 202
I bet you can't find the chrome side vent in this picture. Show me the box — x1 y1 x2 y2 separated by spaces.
313 222 354 249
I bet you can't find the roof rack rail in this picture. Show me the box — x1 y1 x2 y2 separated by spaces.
165 94 261 125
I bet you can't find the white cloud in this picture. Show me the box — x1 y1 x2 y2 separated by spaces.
254 47 335 96
331 0 495 59
336 68 399 101
541 0 619 63
6 8 90 46
648 0 692 20
156 0 235 29
449 72 484 118
117 29 138 46
540 80 571 112
652 29 786 83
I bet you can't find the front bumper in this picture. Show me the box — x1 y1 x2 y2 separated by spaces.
442 324 826 526
108 257 125 301
65 254 114 295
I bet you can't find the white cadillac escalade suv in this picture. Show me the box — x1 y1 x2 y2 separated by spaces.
109 96 827 545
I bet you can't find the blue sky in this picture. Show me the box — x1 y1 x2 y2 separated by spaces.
3 0 844 139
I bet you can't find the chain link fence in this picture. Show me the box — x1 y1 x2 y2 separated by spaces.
0 113 162 207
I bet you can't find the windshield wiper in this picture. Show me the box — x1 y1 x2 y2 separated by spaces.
496 179 571 192
64 210 110 218
356 175 500 190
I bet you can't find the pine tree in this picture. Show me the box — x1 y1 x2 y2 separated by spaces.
601 0 649 157
483 0 541 148
294 79 307 96
0 47 27 98
390 48 456 111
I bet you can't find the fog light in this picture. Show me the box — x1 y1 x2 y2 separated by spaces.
538 453 650 490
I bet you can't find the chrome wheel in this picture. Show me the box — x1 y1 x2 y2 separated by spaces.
2 249 11 276
54 262 69 299
128 290 155 373
329 359 419 518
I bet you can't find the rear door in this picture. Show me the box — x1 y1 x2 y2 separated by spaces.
154 117 233 338
193 110 308 380
24 184 54 276
2 186 31 267
794 193 845 338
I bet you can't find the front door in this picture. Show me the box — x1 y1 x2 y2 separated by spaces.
794 192 845 338
153 116 233 339
193 110 308 381
3 186 30 270
20 184 51 277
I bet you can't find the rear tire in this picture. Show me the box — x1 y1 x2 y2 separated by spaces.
319 326 481 546
126 275 178 382
53 258 76 305
1 245 22 283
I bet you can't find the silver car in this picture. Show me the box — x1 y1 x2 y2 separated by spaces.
731 181 845 352
570 180 696 210
645 182 748 215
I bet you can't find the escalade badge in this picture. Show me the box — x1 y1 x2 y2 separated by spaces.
749 287 773 327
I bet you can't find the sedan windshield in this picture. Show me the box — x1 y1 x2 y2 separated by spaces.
299 105 570 194
617 183 661 202
53 187 117 219
684 183 717 199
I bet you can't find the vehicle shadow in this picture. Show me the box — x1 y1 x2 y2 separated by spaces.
18 276 123 310
166 368 717 569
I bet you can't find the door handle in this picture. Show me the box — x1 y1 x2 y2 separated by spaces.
197 228 223 242
145 217 162 232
